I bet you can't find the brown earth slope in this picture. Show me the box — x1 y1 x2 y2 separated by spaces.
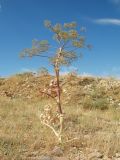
0 73 120 109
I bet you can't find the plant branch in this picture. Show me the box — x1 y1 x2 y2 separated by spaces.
39 90 57 103
66 47 79 53
61 40 69 51
34 54 52 58
59 114 64 135
49 25 61 45
41 121 59 138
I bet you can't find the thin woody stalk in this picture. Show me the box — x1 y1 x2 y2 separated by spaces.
54 66 62 114
54 47 63 114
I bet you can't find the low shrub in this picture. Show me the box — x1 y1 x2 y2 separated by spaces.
93 98 109 110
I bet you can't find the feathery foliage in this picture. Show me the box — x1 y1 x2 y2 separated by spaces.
20 20 91 67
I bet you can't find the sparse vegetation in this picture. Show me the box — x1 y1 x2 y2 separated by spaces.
37 67 49 76
1 0 120 158
0 93 120 159
0 20 120 159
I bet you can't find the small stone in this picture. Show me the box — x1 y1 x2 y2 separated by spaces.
116 153 120 158
102 155 111 160
51 146 63 157
39 155 53 160
75 156 80 160
88 151 103 159
27 151 39 157
53 157 68 160
96 152 103 158
69 147 77 154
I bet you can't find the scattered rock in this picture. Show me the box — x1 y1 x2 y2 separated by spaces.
116 153 120 158
53 157 68 160
39 155 53 160
75 154 86 160
88 151 103 159
102 155 111 160
1 74 120 107
27 151 40 157
51 146 63 157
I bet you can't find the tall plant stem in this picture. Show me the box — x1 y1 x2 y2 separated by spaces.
54 47 63 114
54 66 62 114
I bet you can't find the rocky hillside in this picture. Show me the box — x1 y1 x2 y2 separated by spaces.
0 72 120 109
0 73 120 160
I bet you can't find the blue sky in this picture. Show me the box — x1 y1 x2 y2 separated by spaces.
0 0 120 77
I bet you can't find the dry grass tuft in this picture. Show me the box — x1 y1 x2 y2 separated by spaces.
0 74 120 159
0 97 119 159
